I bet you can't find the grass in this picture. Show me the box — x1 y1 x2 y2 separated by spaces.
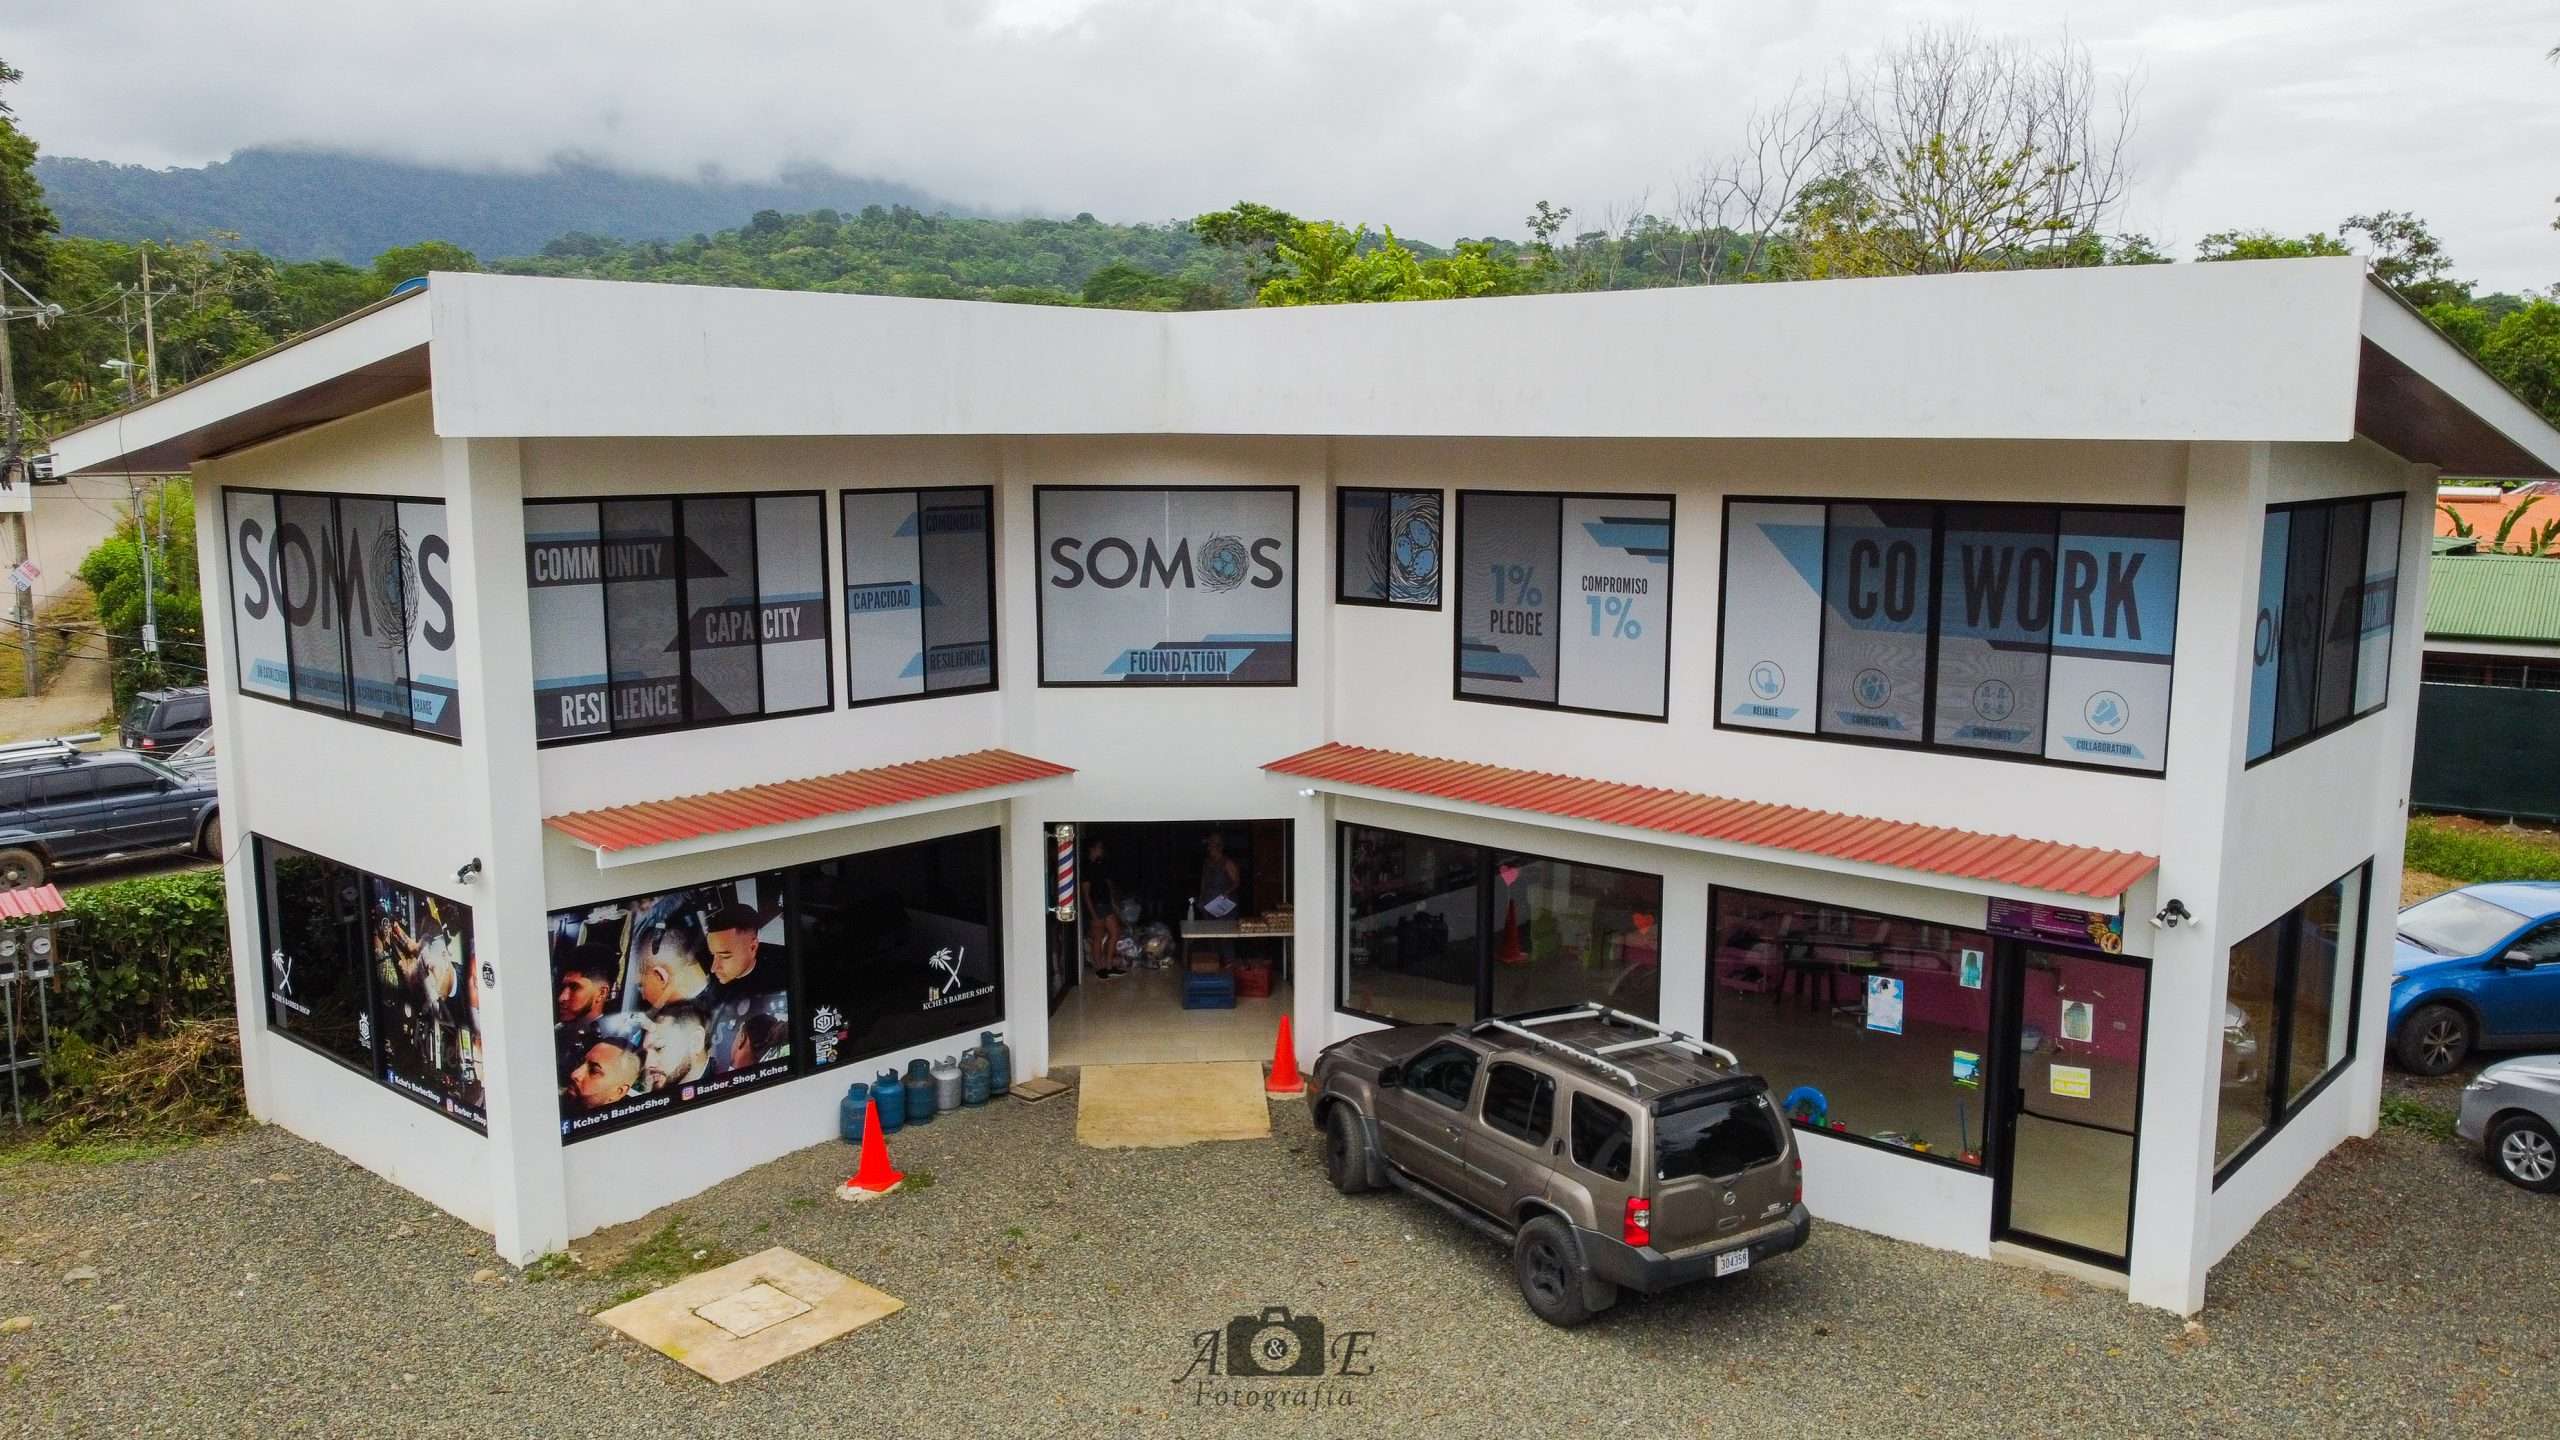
520 1251 584 1284
2406 815 2560 886
599 1215 735 1291
2379 1093 2459 1143
0 1131 198 1168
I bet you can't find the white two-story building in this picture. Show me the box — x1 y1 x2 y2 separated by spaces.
48 258 2560 1313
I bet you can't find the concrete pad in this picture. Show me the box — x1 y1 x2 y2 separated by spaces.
1075 1060 1272 1149
595 1246 901 1383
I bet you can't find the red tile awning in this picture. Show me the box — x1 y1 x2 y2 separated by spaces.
0 885 65 920
1267 742 2156 902
547 749 1073 856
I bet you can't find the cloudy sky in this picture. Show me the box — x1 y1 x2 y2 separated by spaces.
12 0 2558 290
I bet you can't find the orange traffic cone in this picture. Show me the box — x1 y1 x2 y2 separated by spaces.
836 1096 904 1201
1266 1015 1306 1098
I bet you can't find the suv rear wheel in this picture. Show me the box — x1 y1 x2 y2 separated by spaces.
197 809 223 861
1513 1216 1616 1327
0 847 44 889
1322 1106 1375 1194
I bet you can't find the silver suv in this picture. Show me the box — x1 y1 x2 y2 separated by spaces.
1307 1004 1810 1326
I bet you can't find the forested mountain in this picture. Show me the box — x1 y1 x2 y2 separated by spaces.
33 147 958 263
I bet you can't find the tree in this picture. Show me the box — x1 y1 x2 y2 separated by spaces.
2338 210 2468 307
76 484 203 711
368 239 478 289
1251 221 1520 306
1190 202 1306 288
2195 230 2352 262
1775 26 2136 277
0 58 53 289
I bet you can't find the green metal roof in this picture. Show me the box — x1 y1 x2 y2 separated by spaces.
2427 552 2560 644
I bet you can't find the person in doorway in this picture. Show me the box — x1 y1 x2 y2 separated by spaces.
1197 832 1244 920
1084 836 1129 978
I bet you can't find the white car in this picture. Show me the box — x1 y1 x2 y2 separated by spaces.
2457 1056 2560 1193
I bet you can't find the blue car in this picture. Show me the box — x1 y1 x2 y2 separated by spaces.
2390 882 2560 1075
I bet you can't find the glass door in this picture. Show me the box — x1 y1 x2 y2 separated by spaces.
1994 945 2150 1267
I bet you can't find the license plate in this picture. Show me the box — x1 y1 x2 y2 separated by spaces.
1714 1248 1750 1278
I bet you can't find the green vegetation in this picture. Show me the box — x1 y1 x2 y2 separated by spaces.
75 483 202 710
33 147 950 265
2378 1093 2459 1142
55 869 232 1047
521 1251 584 1284
593 1215 737 1305
2406 816 2560 887
3 36 2557 449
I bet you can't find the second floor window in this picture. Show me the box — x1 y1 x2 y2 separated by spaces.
2246 494 2402 763
1717 498 2184 774
525 493 832 744
841 487 997 705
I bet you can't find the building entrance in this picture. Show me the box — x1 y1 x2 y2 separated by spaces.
1045 818 1294 1065
1992 945 2150 1268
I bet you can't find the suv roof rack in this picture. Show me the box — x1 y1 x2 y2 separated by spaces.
0 735 99 768
1471 1004 1740 1092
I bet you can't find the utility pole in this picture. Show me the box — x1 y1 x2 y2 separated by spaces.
139 248 161 399
132 480 158 662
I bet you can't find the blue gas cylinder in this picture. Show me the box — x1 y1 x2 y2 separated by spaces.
980 1029 1012 1094
838 1081 871 1144
903 1057 937 1126
960 1048 992 1107
871 1067 905 1131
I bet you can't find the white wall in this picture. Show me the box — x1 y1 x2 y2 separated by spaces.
192 395 495 1229
2202 439 2432 1270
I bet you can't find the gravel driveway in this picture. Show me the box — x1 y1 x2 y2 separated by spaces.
2 1088 2553 1439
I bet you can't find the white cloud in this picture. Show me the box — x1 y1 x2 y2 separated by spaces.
11 0 2556 289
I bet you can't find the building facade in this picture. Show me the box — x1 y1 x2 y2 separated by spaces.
50 259 2560 1314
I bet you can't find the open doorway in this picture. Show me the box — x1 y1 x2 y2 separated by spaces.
1047 819 1294 1065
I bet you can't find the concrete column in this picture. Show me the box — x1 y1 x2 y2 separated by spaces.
189 471 277 1123
2344 460 2436 1133
1003 802 1056 1081
441 437 567 1263
1291 790 1332 1056
2127 441 2267 1314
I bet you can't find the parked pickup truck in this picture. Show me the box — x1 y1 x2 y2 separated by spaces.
1307 1003 1810 1326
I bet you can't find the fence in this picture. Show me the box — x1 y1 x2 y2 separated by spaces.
2411 681 2560 823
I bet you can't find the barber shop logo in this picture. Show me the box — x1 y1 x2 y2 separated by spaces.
1177 1306 1374 1412
269 947 295 998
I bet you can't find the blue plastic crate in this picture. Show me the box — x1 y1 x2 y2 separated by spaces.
1181 972 1238 1009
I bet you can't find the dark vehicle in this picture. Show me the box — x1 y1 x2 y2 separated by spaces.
1307 1004 1809 1326
0 734 221 888
120 686 211 753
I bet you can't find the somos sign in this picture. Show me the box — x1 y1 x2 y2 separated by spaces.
224 489 462 738
1037 486 1296 685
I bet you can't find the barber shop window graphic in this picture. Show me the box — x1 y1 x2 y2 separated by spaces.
922 946 993 1011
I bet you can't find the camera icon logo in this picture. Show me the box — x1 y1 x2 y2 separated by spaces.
1225 1306 1326 1378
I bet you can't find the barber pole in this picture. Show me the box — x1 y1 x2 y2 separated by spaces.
1051 824 1075 922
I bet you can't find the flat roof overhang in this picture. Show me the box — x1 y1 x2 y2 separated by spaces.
43 259 2560 483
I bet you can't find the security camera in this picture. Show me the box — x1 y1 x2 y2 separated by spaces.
455 857 483 886
2150 898 2193 930
1297 787 1318 799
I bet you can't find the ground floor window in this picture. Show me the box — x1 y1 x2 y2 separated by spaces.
1708 888 1993 1167
549 826 1003 1142
255 837 484 1132
2216 863 2369 1178
1339 823 1661 1025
